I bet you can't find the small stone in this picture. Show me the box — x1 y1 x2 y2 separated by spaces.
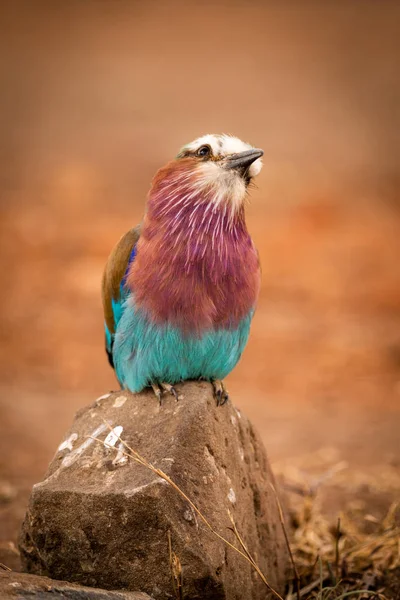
183 508 194 522
112 442 128 466
227 488 236 504
104 425 123 448
113 396 127 408
58 432 79 452
95 393 112 404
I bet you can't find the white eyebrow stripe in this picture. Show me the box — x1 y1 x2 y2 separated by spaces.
182 134 253 157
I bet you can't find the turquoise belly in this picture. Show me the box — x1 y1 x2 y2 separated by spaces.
113 298 253 393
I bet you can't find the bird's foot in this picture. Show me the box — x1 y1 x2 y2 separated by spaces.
160 382 182 401
212 380 229 406
151 383 163 405
151 382 183 405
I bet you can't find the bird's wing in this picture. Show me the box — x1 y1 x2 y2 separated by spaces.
102 225 140 367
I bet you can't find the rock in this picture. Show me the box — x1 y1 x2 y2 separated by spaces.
20 382 289 600
0 570 153 598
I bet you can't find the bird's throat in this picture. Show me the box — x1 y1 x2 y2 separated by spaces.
126 164 260 333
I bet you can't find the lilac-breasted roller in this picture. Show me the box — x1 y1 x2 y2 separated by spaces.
102 134 263 405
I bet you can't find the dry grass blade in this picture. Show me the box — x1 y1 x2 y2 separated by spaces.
227 509 254 563
269 482 301 600
298 577 322 598
0 562 12 571
334 518 340 584
168 530 183 600
324 591 387 600
90 419 284 600
227 508 280 596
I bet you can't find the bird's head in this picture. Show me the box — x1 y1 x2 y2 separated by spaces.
149 134 263 221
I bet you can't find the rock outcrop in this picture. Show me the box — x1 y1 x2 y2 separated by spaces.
20 381 289 599
0 571 152 599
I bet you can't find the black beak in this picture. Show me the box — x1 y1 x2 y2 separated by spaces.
224 148 264 171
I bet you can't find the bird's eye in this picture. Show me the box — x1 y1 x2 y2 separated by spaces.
196 145 211 158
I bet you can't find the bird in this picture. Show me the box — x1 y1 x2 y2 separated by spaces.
102 134 263 405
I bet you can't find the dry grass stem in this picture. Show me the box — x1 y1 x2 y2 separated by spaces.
90 419 284 600
269 481 301 600
334 518 340 584
227 508 281 597
168 530 183 600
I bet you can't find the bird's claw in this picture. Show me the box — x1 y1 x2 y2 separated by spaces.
160 382 182 401
212 380 229 406
169 386 181 401
152 382 183 405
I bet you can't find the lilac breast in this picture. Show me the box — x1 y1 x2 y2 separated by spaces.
127 160 261 334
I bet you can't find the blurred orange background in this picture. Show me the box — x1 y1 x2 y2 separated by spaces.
0 0 399 562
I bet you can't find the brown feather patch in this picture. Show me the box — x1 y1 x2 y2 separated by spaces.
102 226 140 334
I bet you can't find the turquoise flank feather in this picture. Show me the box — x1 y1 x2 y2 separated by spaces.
113 296 254 393
104 297 126 358
104 244 138 362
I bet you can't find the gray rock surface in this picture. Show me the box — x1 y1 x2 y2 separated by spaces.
0 570 152 599
19 381 289 599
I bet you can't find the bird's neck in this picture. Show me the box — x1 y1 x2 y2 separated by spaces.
144 165 254 278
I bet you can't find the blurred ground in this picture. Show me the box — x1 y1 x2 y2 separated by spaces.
0 0 399 576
